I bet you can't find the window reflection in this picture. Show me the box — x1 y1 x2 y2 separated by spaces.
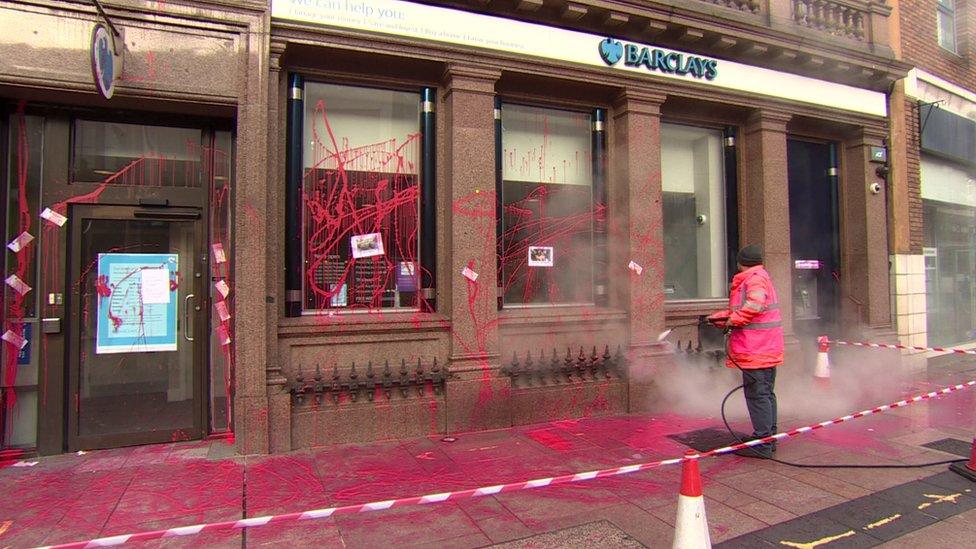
500 104 594 306
301 83 421 312
661 123 727 299
73 120 204 187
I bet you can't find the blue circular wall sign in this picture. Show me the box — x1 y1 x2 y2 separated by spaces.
91 23 116 99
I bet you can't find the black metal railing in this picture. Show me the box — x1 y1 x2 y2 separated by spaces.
501 345 627 388
673 339 727 368
285 358 446 405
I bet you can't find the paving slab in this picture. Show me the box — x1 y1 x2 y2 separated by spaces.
489 520 645 548
2 356 975 548
332 503 485 549
716 468 847 515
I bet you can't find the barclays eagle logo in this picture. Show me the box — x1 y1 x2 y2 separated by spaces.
96 35 114 91
599 38 623 66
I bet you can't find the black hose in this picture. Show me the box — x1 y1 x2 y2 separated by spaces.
718 330 966 469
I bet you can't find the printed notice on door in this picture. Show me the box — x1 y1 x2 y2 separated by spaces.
96 253 179 354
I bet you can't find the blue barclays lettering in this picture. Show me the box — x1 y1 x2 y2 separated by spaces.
652 49 668 72
601 36 719 80
702 59 717 80
665 52 680 73
624 44 640 65
636 47 653 69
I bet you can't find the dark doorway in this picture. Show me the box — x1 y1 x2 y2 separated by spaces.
787 139 840 342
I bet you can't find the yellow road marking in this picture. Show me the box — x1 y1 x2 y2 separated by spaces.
917 493 961 510
779 530 856 548
864 514 901 530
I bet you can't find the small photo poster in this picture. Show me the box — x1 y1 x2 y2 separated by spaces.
461 266 479 282
351 232 385 259
329 283 348 307
527 246 554 267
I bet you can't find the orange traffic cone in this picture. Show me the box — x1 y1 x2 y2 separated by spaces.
813 336 831 388
672 450 711 549
949 434 976 482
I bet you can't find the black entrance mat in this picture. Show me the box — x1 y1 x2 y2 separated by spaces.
718 471 976 548
667 427 752 452
921 438 972 458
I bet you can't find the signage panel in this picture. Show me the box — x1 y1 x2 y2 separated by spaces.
271 0 886 117
90 23 118 99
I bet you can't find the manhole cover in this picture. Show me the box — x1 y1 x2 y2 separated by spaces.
921 438 972 458
668 427 752 452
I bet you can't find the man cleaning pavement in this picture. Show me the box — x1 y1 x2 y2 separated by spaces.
708 244 784 459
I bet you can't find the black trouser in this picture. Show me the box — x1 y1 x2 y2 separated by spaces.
742 367 777 445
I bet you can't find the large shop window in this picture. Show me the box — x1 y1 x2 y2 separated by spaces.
299 83 423 312
661 124 728 300
499 104 599 306
921 157 976 346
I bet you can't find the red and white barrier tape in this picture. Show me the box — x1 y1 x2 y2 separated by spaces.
38 379 976 549
829 339 976 355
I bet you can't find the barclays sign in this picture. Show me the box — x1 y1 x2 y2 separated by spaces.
599 38 718 81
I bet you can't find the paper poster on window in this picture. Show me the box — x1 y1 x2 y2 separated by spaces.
96 253 179 354
396 261 417 292
351 232 384 259
329 283 348 307
527 246 554 267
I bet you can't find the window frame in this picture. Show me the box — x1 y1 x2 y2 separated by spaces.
69 118 209 187
937 0 958 54
659 120 736 302
295 79 428 315
496 100 602 309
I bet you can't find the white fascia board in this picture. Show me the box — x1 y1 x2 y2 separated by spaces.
272 0 887 117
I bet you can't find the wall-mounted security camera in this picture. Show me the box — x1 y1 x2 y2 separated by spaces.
869 182 882 195
696 214 707 226
875 164 889 179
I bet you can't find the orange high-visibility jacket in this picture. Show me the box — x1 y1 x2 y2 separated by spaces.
721 265 784 369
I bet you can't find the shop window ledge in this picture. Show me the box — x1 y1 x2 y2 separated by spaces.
278 312 451 337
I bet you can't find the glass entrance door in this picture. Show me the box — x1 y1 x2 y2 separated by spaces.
68 205 206 450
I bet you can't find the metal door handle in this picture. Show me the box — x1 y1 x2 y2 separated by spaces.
184 293 195 342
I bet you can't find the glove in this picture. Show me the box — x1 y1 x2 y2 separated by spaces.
706 311 729 329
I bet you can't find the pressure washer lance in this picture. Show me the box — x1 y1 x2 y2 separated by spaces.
697 320 969 469
653 320 704 345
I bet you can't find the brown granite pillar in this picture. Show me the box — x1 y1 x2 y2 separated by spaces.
233 19 271 454
610 90 670 412
266 40 291 454
842 127 895 338
441 64 510 432
741 110 800 357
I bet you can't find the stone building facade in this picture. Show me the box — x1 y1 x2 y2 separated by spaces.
1 0 905 456
888 0 976 361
